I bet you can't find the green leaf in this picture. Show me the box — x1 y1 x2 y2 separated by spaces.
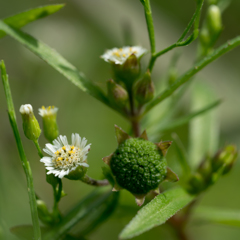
143 35 240 116
119 187 195 239
43 188 119 240
11 225 48 240
0 4 65 39
171 133 191 178
193 206 240 227
0 21 115 113
188 83 220 169
158 99 221 133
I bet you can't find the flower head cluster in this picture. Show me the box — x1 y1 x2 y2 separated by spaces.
103 126 178 206
101 46 147 65
41 134 90 178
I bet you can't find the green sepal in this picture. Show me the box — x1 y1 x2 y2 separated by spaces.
155 141 173 156
165 167 179 182
115 125 131 145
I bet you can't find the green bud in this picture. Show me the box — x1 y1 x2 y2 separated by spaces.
187 173 206 194
207 5 222 35
212 145 238 175
107 79 129 108
36 199 53 225
200 28 211 47
64 165 87 180
19 104 41 141
39 106 59 142
135 71 155 105
197 156 212 179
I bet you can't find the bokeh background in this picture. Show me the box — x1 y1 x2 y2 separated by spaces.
0 0 240 239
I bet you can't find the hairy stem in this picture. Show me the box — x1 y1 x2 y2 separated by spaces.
81 175 109 186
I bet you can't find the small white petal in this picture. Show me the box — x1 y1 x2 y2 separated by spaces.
79 162 89 167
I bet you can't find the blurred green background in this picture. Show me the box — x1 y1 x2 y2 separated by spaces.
0 0 240 239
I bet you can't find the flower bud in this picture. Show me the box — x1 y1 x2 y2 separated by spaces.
107 79 129 108
187 172 206 194
207 5 222 36
19 104 41 141
39 106 59 142
212 145 238 175
101 46 147 88
135 70 155 105
36 199 53 225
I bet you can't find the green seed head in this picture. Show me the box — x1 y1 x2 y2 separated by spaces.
110 138 167 194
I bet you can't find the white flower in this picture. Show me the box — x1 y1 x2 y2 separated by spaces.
41 134 91 178
39 106 58 117
19 104 33 115
101 46 147 65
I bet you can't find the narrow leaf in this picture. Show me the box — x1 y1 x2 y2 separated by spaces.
193 206 240 227
119 187 195 239
189 83 220 169
43 188 118 240
144 36 240 115
171 133 191 177
158 100 221 132
0 21 112 111
0 4 65 39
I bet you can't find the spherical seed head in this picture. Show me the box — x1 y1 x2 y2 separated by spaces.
110 138 167 195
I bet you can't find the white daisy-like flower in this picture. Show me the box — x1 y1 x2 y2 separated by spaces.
101 46 147 65
19 104 33 115
41 134 91 179
39 106 58 117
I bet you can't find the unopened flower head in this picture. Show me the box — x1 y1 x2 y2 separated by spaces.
19 104 41 141
20 104 33 115
101 46 147 65
39 106 59 142
39 106 58 117
41 134 91 179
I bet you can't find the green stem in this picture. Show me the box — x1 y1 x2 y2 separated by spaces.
143 0 156 55
143 35 240 116
147 0 204 72
1 61 41 240
33 140 44 158
81 175 109 187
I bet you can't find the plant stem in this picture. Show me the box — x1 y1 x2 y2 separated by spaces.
143 35 240 116
128 85 141 137
142 0 156 55
33 140 44 158
81 175 109 186
1 61 41 240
